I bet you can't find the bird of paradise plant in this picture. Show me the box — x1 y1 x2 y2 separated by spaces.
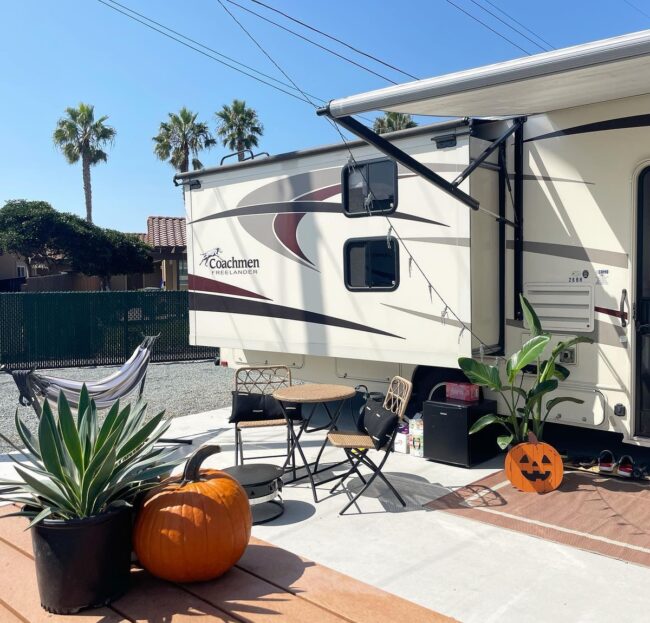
459 294 593 449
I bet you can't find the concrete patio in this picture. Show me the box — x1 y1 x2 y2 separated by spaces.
2 406 649 622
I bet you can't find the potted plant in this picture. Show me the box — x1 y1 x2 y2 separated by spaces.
0 386 178 614
458 295 593 491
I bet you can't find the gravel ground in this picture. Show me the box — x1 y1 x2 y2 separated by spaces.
0 360 234 452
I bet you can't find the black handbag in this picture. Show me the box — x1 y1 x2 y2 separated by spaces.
363 401 398 450
354 385 385 433
229 391 302 423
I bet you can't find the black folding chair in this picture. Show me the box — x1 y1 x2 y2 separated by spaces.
324 376 413 515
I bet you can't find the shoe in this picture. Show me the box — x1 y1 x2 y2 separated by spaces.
616 455 634 478
598 450 615 473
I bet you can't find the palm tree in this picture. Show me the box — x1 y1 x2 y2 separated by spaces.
153 107 215 173
215 99 263 162
372 112 418 135
53 103 116 223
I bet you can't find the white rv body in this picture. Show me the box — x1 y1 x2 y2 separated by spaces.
180 31 650 447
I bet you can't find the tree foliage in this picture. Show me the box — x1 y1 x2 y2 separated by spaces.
53 103 116 223
0 200 152 289
372 112 418 134
215 99 263 161
153 107 215 173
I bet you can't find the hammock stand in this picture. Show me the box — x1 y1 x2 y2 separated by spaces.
1 336 191 445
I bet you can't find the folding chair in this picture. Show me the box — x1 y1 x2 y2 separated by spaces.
325 376 413 515
231 366 299 466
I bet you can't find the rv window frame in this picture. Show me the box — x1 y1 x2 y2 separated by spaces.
341 157 398 218
343 236 400 292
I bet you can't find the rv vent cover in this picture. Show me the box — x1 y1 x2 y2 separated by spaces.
523 283 594 333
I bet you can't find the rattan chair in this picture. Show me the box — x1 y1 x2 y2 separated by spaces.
326 375 413 515
231 365 297 466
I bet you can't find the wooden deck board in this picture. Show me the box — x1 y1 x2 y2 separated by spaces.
112 570 240 623
183 567 348 623
0 599 32 623
0 505 453 623
0 539 125 623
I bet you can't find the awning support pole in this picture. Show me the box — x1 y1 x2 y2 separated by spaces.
513 120 525 320
318 109 480 211
452 117 526 187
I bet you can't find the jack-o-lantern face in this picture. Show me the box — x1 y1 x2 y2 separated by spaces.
505 441 563 493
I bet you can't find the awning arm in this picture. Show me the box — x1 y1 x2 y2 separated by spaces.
317 108 479 211
452 117 526 187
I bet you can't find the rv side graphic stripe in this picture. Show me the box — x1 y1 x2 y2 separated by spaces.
401 237 470 247
595 306 628 321
273 212 314 265
187 275 271 300
295 173 418 201
382 303 468 329
508 173 594 185
525 114 650 143
188 201 448 227
189 293 405 339
505 240 628 268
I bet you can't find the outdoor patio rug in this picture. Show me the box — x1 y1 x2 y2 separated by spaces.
0 505 456 623
426 469 650 568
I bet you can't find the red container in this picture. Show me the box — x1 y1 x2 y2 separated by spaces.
446 382 479 402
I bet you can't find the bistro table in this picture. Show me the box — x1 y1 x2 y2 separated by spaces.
273 383 357 502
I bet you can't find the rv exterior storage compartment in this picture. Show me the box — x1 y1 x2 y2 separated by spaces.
422 399 499 467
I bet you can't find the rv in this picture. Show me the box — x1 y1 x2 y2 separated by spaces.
176 30 650 448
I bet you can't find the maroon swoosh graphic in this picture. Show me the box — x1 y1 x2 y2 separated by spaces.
298 184 341 201
273 212 314 265
189 201 447 227
296 173 417 202
189 292 404 339
595 306 627 320
188 274 271 301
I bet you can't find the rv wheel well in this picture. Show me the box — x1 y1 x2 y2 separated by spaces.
409 365 470 416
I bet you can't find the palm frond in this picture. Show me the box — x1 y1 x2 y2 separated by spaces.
215 99 264 154
153 107 214 172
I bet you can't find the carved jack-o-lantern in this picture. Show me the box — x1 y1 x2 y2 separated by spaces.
505 433 563 493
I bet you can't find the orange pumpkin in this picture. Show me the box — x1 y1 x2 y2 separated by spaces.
505 433 563 493
134 445 252 582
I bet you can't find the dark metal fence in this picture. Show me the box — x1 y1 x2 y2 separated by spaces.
0 291 218 369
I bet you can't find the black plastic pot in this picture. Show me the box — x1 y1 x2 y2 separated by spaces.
30 506 133 614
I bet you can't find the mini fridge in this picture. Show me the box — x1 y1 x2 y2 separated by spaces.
422 398 499 467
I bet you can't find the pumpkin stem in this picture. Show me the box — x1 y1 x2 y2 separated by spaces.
181 445 222 483
527 431 539 444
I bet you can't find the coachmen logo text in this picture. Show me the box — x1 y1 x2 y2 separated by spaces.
200 247 260 276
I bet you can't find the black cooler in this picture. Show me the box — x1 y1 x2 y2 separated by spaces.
422 398 499 467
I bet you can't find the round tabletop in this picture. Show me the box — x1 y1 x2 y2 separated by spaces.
273 383 356 404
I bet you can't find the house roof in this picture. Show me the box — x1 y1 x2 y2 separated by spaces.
145 216 186 249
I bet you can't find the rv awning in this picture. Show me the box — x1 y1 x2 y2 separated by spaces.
327 30 650 118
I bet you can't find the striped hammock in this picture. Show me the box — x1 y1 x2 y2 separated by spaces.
6 336 158 415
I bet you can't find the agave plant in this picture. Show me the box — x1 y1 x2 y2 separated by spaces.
459 295 593 449
0 386 179 526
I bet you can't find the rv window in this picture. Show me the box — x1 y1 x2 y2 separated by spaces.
342 158 397 216
344 237 399 291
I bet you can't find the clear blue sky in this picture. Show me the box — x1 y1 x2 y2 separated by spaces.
0 1 645 232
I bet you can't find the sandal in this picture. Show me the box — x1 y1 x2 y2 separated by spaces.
598 450 615 473
616 455 635 478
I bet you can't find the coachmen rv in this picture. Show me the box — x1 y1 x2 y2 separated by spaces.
176 30 650 448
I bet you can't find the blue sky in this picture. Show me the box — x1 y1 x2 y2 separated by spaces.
0 1 645 232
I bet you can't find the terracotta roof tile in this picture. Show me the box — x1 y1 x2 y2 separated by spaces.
146 216 186 248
